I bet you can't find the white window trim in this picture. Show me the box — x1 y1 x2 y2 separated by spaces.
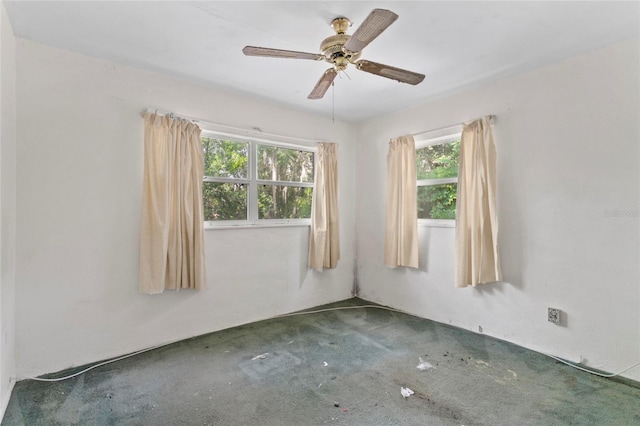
415 129 461 227
202 130 316 229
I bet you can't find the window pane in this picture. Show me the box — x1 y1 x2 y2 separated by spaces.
203 182 247 221
417 183 457 219
416 140 460 180
202 137 248 179
258 185 313 219
257 145 314 183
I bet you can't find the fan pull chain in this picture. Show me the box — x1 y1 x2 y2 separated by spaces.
332 81 335 124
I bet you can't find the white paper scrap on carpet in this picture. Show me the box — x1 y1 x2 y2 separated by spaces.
417 357 434 370
401 387 414 398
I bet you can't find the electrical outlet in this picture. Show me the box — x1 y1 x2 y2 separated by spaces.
548 308 561 325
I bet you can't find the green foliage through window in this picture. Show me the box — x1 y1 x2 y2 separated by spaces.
202 136 314 222
257 145 313 183
417 184 457 220
203 182 247 221
203 137 248 179
258 186 313 219
416 139 460 220
416 140 459 180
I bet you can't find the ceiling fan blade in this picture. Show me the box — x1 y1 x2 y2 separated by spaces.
355 60 425 85
343 9 398 53
308 69 338 100
242 46 324 61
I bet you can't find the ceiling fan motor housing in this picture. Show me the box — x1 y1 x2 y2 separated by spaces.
321 18 361 70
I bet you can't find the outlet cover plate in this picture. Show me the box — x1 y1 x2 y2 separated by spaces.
548 308 561 325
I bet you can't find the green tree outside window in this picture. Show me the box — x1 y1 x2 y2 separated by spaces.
416 140 459 220
202 137 314 222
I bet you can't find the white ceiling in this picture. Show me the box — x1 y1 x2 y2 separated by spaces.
4 1 639 122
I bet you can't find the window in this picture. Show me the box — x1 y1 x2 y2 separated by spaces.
202 133 314 226
416 132 460 224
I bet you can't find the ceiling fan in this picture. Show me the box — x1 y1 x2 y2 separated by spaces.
242 9 425 100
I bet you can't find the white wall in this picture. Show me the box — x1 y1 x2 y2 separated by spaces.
10 28 640 386
356 38 640 381
15 40 356 379
0 0 17 415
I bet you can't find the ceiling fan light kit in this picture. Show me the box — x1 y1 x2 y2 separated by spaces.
242 9 425 100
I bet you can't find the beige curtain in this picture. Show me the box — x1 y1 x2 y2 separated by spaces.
384 135 419 268
455 116 501 287
309 143 340 270
139 112 205 294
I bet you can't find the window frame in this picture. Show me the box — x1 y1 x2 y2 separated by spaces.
415 129 462 228
202 130 316 229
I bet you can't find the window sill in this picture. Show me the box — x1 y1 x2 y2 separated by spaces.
418 219 456 228
205 220 311 230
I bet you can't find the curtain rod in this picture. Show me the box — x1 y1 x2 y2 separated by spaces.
143 108 325 145
413 115 496 139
